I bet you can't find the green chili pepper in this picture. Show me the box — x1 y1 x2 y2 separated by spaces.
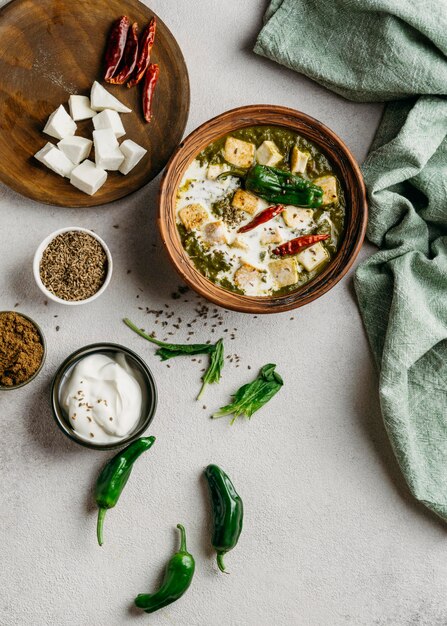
205 464 243 573
134 524 195 614
95 436 156 546
245 164 323 208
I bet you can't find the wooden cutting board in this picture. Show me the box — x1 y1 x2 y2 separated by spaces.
0 0 190 207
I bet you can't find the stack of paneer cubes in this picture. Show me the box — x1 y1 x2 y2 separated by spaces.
34 82 147 195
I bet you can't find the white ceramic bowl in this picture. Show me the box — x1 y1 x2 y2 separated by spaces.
33 227 113 305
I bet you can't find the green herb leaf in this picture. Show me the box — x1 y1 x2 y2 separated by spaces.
216 169 246 180
212 363 283 424
197 339 224 400
123 318 215 361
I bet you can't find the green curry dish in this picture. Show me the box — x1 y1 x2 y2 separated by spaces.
176 125 346 297
178 224 231 281
245 164 324 208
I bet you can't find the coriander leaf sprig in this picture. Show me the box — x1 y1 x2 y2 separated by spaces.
124 318 224 398
212 363 283 424
123 318 214 360
197 338 224 400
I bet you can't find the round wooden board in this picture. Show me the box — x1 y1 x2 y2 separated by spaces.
0 0 190 207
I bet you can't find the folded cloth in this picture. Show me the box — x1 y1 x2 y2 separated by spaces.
255 0 447 520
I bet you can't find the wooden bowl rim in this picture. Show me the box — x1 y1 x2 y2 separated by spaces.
158 104 368 314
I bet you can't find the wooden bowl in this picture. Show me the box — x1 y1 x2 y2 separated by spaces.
159 105 367 314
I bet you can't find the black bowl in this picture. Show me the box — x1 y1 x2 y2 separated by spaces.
51 343 157 450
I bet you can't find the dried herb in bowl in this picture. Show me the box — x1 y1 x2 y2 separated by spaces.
39 231 108 301
0 312 44 387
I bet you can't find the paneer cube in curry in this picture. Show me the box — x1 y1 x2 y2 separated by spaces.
313 175 338 205
296 242 330 272
234 263 266 293
231 189 260 215
202 221 228 245
290 146 309 174
282 206 314 229
269 258 299 288
256 140 283 167
223 137 255 169
179 203 209 231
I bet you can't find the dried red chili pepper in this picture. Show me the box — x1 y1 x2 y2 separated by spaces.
108 22 139 85
238 204 285 233
127 17 157 88
272 234 329 256
142 63 160 122
104 16 130 82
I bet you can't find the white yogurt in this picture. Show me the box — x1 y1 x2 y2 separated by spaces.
62 353 143 445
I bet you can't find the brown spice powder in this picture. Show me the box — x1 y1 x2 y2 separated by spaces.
0 312 44 387
39 232 107 301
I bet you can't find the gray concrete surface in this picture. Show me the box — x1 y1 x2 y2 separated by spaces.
1 1 446 625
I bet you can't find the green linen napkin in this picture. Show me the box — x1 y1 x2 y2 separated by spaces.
255 0 447 520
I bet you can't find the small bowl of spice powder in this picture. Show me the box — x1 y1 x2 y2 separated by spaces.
0 311 46 389
33 227 112 305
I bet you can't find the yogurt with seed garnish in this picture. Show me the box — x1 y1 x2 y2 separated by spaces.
61 353 143 444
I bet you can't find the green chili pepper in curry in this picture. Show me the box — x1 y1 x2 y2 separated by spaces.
245 164 323 208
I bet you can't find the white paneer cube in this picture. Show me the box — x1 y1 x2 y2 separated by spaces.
178 204 209 231
68 95 96 121
223 137 255 169
35 144 75 177
93 109 126 138
231 189 260 215
34 142 54 165
206 163 229 181
256 140 283 167
290 146 309 174
119 139 147 175
90 81 132 113
93 129 124 171
234 263 265 293
202 221 228 245
313 175 338 205
58 136 92 165
296 242 329 272
43 105 77 140
269 258 299 288
282 206 314 229
70 160 107 195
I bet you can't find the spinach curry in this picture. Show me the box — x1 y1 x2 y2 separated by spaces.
176 126 345 297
